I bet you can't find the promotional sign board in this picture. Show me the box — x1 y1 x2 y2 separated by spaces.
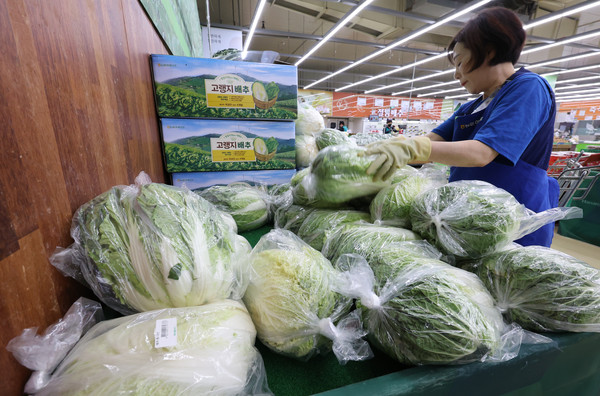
161 118 296 172
151 54 298 120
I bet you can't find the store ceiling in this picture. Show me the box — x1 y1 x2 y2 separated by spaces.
203 0 600 100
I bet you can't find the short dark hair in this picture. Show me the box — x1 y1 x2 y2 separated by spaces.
448 7 525 72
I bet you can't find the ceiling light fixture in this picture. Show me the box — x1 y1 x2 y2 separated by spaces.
526 51 600 69
445 93 476 99
296 0 376 66
393 80 459 96
364 69 454 94
554 75 600 85
523 0 600 30
558 96 600 103
521 29 600 55
555 82 600 91
541 64 600 76
418 87 465 97
336 53 447 91
242 0 268 60
555 87 600 97
304 0 492 89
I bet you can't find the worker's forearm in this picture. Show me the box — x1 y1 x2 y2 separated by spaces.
428 140 498 167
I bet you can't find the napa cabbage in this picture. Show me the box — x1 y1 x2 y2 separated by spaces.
199 183 269 232
464 246 600 332
35 300 270 396
243 230 355 360
56 176 250 315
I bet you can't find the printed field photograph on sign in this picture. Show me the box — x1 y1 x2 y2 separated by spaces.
172 169 296 191
151 54 298 120
161 118 296 172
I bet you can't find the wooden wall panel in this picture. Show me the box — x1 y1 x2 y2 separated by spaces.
0 1 169 394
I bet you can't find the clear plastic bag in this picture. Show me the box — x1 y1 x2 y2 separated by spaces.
301 145 392 205
370 165 448 228
243 229 372 363
199 182 270 232
463 245 600 333
321 222 423 264
6 297 104 394
50 172 251 315
410 180 582 258
332 254 548 365
32 300 272 395
296 209 371 251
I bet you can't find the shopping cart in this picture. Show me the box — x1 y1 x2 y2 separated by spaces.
550 150 600 207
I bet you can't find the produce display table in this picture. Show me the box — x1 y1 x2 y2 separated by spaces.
242 227 600 396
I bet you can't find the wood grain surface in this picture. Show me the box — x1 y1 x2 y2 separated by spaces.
0 1 168 394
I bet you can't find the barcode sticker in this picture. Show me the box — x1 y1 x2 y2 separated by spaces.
154 318 177 348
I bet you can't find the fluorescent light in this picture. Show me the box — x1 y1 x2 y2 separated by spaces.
555 75 600 85
394 80 459 96
241 0 268 60
556 87 600 96
364 69 453 94
522 30 600 55
527 51 600 69
555 82 600 91
296 0 376 66
304 0 492 89
418 87 465 97
336 53 447 92
558 96 600 103
523 0 600 30
541 64 600 76
555 91 600 99
445 93 476 99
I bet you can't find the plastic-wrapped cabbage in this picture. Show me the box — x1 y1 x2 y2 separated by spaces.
33 300 271 396
199 183 269 232
333 255 507 365
409 180 581 259
322 223 422 264
296 209 371 251
464 246 600 332
295 134 319 168
273 204 315 233
370 169 446 227
266 183 293 219
52 174 250 315
389 165 419 184
295 103 325 137
302 145 391 205
315 128 352 150
243 230 369 362
291 166 341 208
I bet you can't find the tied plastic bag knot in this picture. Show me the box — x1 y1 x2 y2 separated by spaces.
317 318 339 340
361 292 381 309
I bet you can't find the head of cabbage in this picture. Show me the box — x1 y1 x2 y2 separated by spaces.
243 229 353 360
64 180 250 315
36 300 270 396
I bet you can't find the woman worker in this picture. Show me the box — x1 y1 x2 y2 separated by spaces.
364 7 558 247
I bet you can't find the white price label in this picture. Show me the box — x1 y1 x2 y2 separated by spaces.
154 318 177 348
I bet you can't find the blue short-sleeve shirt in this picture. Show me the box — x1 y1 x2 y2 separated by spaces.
432 68 554 170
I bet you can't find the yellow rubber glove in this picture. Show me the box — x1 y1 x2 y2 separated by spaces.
365 136 432 181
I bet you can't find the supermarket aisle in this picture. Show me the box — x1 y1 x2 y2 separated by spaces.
551 232 600 269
